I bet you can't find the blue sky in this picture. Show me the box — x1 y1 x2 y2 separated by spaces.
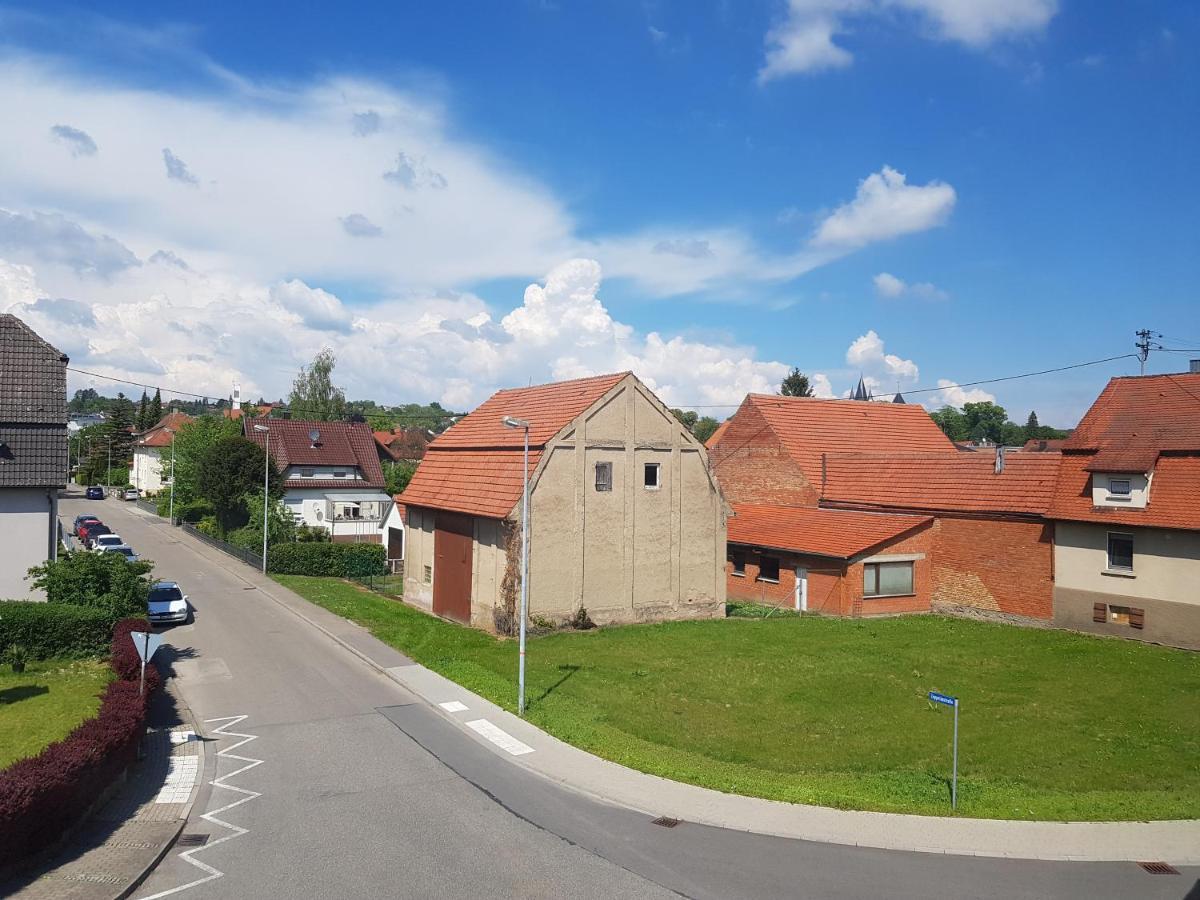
0 2 1196 424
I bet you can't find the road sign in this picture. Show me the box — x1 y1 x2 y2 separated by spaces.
928 691 957 708
129 631 164 696
928 690 960 810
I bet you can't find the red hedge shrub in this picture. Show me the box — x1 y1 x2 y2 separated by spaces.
0 618 160 870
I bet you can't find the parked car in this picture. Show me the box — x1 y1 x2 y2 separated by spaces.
99 544 139 563
92 533 125 552
85 486 105 500
123 487 139 501
72 514 101 536
148 581 189 625
77 522 110 548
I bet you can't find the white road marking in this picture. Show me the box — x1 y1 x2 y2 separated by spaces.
155 756 201 804
465 719 535 756
438 701 469 713
136 715 263 899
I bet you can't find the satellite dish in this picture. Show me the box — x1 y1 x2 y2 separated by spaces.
315 508 323 521
309 428 320 443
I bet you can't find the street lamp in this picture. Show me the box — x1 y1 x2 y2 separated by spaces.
502 415 531 715
164 427 177 523
253 424 271 575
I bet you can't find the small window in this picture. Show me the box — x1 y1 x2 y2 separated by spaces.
1108 479 1131 497
729 550 746 577
300 467 314 478
333 470 347 478
864 561 914 597
1107 533 1134 571
757 555 780 583
423 565 432 584
595 461 613 492
643 463 661 490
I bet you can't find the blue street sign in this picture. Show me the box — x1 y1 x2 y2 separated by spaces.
929 691 957 708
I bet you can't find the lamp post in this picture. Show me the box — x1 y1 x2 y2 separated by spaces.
165 427 177 523
253 424 271 574
502 415 531 715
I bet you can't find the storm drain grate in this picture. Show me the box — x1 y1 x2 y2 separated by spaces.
177 833 210 848
1137 861 1179 875
651 816 680 828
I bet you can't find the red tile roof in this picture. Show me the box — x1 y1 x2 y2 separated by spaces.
1023 438 1066 452
1083 448 1161 473
1064 374 1200 452
134 412 193 448
1049 453 1200 531
822 451 1062 515
243 419 385 489
704 417 732 449
402 373 627 518
728 502 931 559
716 394 955 483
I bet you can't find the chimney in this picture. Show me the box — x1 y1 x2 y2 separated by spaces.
1190 359 1200 374
994 445 1005 475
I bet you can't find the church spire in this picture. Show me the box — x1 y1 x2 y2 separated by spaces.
852 375 870 401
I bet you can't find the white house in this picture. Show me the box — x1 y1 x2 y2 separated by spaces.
129 411 193 494
244 419 391 542
381 498 405 569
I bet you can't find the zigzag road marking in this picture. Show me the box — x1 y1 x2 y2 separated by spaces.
137 715 263 899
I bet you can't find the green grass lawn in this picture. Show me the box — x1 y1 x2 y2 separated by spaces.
0 658 112 769
275 575 1200 821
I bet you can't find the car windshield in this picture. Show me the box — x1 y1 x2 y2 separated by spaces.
149 587 183 604
115 548 135 558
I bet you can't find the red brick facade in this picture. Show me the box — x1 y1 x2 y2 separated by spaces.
708 403 819 506
928 516 1054 620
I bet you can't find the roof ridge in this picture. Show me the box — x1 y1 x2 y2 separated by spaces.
493 371 628 394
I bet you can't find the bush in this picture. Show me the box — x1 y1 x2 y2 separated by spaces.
157 496 213 523
227 526 263 553
0 617 158 870
26 552 152 619
267 542 386 577
196 516 220 538
0 602 117 660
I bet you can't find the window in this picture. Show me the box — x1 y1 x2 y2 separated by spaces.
643 462 661 490
1107 533 1134 571
595 461 613 492
1108 479 1131 497
333 470 347 478
864 561 914 597
729 550 746 577
423 565 432 584
757 555 780 583
300 467 314 478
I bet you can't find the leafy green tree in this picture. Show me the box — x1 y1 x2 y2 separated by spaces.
28 551 153 618
1024 411 1040 443
228 491 297 552
693 416 720 443
67 388 106 414
168 415 244 506
780 368 814 397
1000 421 1026 446
962 401 1008 444
671 408 699 430
288 348 347 421
930 406 967 441
383 459 418 495
196 435 283 534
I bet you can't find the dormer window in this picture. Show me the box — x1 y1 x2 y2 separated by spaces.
300 467 314 478
333 470 347 478
1108 479 1131 497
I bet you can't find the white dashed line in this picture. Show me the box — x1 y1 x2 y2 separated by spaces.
438 701 469 713
465 719 535 756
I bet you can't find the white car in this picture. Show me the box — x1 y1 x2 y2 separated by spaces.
93 533 125 552
148 581 189 625
99 544 140 563
123 487 139 501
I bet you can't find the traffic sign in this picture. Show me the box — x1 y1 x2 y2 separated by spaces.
130 631 164 663
928 691 957 708
928 690 960 809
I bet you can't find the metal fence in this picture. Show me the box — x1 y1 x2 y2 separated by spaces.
179 522 264 570
135 498 163 518
348 569 405 601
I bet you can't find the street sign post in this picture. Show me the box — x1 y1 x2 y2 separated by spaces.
129 630 164 696
928 691 959 810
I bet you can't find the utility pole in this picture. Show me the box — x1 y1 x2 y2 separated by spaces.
1135 329 1158 376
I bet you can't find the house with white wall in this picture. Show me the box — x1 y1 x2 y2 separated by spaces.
244 419 390 542
129 411 193 494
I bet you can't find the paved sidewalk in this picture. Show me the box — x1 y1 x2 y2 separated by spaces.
4 689 205 900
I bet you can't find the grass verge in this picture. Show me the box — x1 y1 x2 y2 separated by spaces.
0 658 113 769
274 575 1200 821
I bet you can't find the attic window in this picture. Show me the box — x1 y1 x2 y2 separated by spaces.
300 467 314 478
1108 478 1131 497
333 470 347 478
643 462 661 490
595 461 613 492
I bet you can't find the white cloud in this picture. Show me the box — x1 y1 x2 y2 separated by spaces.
845 329 919 381
758 0 1057 81
0 209 139 276
873 271 949 300
811 372 835 398
812 166 955 248
162 148 199 185
339 213 383 237
50 124 98 157
930 378 995 408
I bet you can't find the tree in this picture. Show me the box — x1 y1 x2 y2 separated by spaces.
68 388 105 414
288 348 347 421
168 415 245 507
1024 411 1040 443
780 368 814 397
1000 421 1025 447
383 459 419 495
135 391 150 431
670 408 699 431
693 416 720 444
962 401 1008 444
196 435 282 534
149 388 163 425
929 406 967 441
28 551 153 618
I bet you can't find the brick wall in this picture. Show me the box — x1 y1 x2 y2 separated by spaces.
846 525 933 616
930 516 1053 620
708 404 818 506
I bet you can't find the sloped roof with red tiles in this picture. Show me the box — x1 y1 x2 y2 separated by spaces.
822 451 1062 515
704 417 732 449
728 502 931 559
1023 438 1066 452
1064 374 1200 452
1049 453 1200 531
135 411 193 448
722 394 955 483
243 419 384 488
401 448 542 519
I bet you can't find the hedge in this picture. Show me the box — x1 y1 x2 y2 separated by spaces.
0 602 118 660
0 617 159 871
267 542 386 577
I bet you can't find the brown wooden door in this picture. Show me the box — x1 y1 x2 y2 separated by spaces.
433 513 473 623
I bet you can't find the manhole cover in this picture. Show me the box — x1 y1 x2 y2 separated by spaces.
651 816 680 828
177 833 210 847
1137 861 1179 875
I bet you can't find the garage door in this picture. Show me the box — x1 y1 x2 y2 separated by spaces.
433 513 473 623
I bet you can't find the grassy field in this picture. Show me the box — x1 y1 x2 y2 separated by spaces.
275 575 1200 821
0 658 112 769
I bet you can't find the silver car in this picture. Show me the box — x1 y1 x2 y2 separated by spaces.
148 581 189 625
99 544 140 563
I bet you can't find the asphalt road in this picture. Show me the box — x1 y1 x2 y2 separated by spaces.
63 491 1199 900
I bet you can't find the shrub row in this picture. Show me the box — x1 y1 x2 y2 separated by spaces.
0 617 159 871
267 541 386 577
0 602 118 660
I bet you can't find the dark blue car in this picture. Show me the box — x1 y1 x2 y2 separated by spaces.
85 486 105 500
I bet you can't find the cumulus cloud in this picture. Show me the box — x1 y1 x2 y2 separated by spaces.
50 124 97 157
339 213 383 237
651 238 714 259
270 279 352 333
846 329 919 381
382 150 447 190
148 249 189 269
352 110 382 136
758 0 1058 81
873 271 948 300
162 148 199 185
931 378 996 408
811 166 955 249
0 209 139 276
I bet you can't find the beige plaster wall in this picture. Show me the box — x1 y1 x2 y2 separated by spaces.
1055 521 1200 606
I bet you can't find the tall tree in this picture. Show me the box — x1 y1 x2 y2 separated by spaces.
288 348 347 421
1024 411 1040 443
196 435 282 534
929 406 967 441
693 416 720 444
670 408 699 431
780 368 814 397
167 415 243 506
135 391 150 431
149 388 163 425
962 401 1008 444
